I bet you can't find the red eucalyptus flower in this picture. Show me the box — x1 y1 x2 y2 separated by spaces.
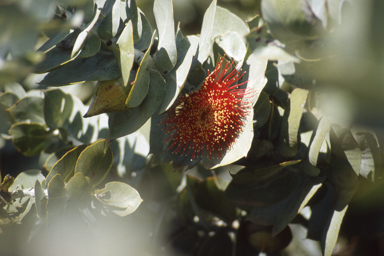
161 57 253 161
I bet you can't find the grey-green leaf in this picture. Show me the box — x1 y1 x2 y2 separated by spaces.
39 52 120 86
153 0 177 72
9 170 45 191
44 89 74 129
7 96 45 124
46 144 88 185
9 123 54 156
198 0 216 63
74 139 113 187
278 88 308 158
322 206 348 256
125 32 155 108
95 181 142 216
115 20 135 87
47 174 69 215
109 70 165 139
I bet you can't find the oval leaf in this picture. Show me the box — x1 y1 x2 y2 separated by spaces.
95 181 142 216
74 139 113 187
44 89 74 129
7 96 45 124
9 123 54 156
9 170 45 192
46 144 88 185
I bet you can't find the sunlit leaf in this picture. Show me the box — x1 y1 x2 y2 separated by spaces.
9 170 45 191
71 7 101 58
278 88 308 158
197 0 216 63
153 0 177 72
84 78 129 117
114 20 135 87
94 181 142 216
322 206 348 256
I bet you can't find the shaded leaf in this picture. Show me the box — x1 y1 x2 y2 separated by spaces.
9 123 55 156
74 139 113 187
44 89 74 129
77 33 101 58
253 91 271 128
125 32 155 108
230 160 301 185
39 51 120 86
7 96 45 124
197 231 233 256
46 144 88 184
247 225 292 253
34 180 45 218
333 127 361 176
138 163 181 201
97 0 121 40
111 130 149 177
47 174 69 215
37 29 71 53
35 30 81 73
0 103 14 134
64 172 91 200
125 0 140 42
0 92 19 107
135 12 153 51
109 70 165 139
43 146 75 173
158 32 198 114
195 176 237 222
261 0 323 49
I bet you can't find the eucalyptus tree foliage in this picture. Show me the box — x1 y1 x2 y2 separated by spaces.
0 0 383 255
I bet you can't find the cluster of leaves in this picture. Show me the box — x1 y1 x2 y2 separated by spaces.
0 84 145 229
1 0 384 255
